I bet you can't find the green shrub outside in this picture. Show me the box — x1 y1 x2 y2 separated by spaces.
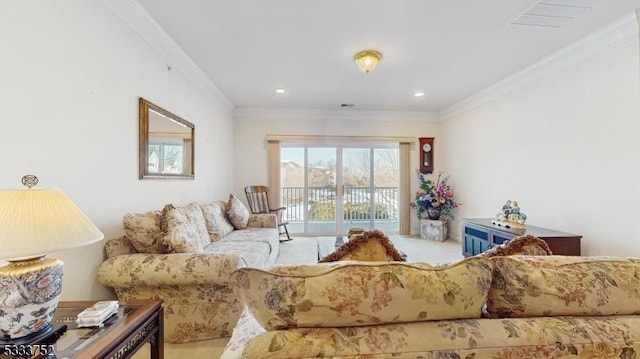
308 200 390 220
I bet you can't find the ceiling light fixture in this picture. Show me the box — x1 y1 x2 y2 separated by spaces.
274 88 287 95
414 92 425 98
354 50 382 74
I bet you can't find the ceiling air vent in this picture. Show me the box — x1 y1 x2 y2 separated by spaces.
511 0 606 28
340 103 355 107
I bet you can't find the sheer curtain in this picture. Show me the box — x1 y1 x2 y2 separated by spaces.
398 141 411 235
266 140 281 208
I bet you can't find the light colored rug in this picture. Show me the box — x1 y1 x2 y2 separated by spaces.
387 235 464 264
276 237 319 265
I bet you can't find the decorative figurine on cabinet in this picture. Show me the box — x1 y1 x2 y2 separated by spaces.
492 200 527 229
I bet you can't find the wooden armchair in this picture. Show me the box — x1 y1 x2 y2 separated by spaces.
244 185 292 241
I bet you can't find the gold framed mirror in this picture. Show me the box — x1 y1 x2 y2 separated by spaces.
139 98 195 179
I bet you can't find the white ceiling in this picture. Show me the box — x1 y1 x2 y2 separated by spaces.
135 0 640 112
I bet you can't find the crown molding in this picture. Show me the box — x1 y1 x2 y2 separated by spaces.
441 11 640 120
101 0 233 109
234 108 440 122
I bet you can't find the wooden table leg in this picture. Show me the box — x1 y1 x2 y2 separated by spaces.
151 306 164 359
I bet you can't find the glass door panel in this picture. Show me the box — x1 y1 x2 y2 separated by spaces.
280 144 399 236
373 148 399 233
281 147 305 233
342 148 372 230
307 148 337 234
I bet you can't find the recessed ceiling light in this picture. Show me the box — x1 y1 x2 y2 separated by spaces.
414 92 425 98
274 88 287 95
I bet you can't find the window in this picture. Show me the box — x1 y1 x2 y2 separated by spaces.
148 139 185 174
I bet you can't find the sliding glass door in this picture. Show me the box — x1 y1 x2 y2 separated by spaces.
281 144 399 236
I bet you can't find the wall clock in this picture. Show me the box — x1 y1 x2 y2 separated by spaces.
419 137 434 174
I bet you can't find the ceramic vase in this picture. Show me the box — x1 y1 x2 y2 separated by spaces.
426 205 441 220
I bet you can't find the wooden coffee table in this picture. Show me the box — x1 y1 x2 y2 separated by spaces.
15 299 164 359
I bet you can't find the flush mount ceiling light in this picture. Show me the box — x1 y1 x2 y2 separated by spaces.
274 88 287 95
354 50 382 74
414 91 425 98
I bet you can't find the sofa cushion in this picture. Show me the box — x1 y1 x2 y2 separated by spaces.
487 256 640 318
204 240 271 268
161 203 209 253
123 210 165 253
232 313 640 359
104 236 138 258
200 201 235 241
226 194 250 230
230 256 494 330
222 227 279 254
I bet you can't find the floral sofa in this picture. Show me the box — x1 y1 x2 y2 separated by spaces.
222 255 640 358
97 196 280 343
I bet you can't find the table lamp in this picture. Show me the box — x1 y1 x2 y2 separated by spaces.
0 175 104 339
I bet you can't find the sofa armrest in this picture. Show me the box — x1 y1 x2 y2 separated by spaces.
247 213 277 228
97 252 243 288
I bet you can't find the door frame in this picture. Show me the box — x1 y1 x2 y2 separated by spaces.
284 143 399 236
269 135 413 236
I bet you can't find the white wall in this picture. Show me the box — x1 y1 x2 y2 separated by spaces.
441 34 640 255
0 1 234 299
233 110 441 235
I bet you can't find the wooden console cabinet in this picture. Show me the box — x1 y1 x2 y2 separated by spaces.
462 218 581 256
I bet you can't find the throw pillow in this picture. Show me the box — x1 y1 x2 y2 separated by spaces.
226 194 250 230
230 257 494 330
319 229 406 262
105 235 139 258
478 234 552 257
200 201 235 241
122 210 165 253
161 203 208 253
487 256 640 318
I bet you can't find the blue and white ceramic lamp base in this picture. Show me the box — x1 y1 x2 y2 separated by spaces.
0 257 63 338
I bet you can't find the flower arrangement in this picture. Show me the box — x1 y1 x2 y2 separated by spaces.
412 171 460 220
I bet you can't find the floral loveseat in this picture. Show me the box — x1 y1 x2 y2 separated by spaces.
97 196 280 343
222 255 640 358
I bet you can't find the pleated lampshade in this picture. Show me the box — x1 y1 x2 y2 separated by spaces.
0 182 104 338
0 188 104 260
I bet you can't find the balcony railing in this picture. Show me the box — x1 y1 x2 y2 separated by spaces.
281 186 398 222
